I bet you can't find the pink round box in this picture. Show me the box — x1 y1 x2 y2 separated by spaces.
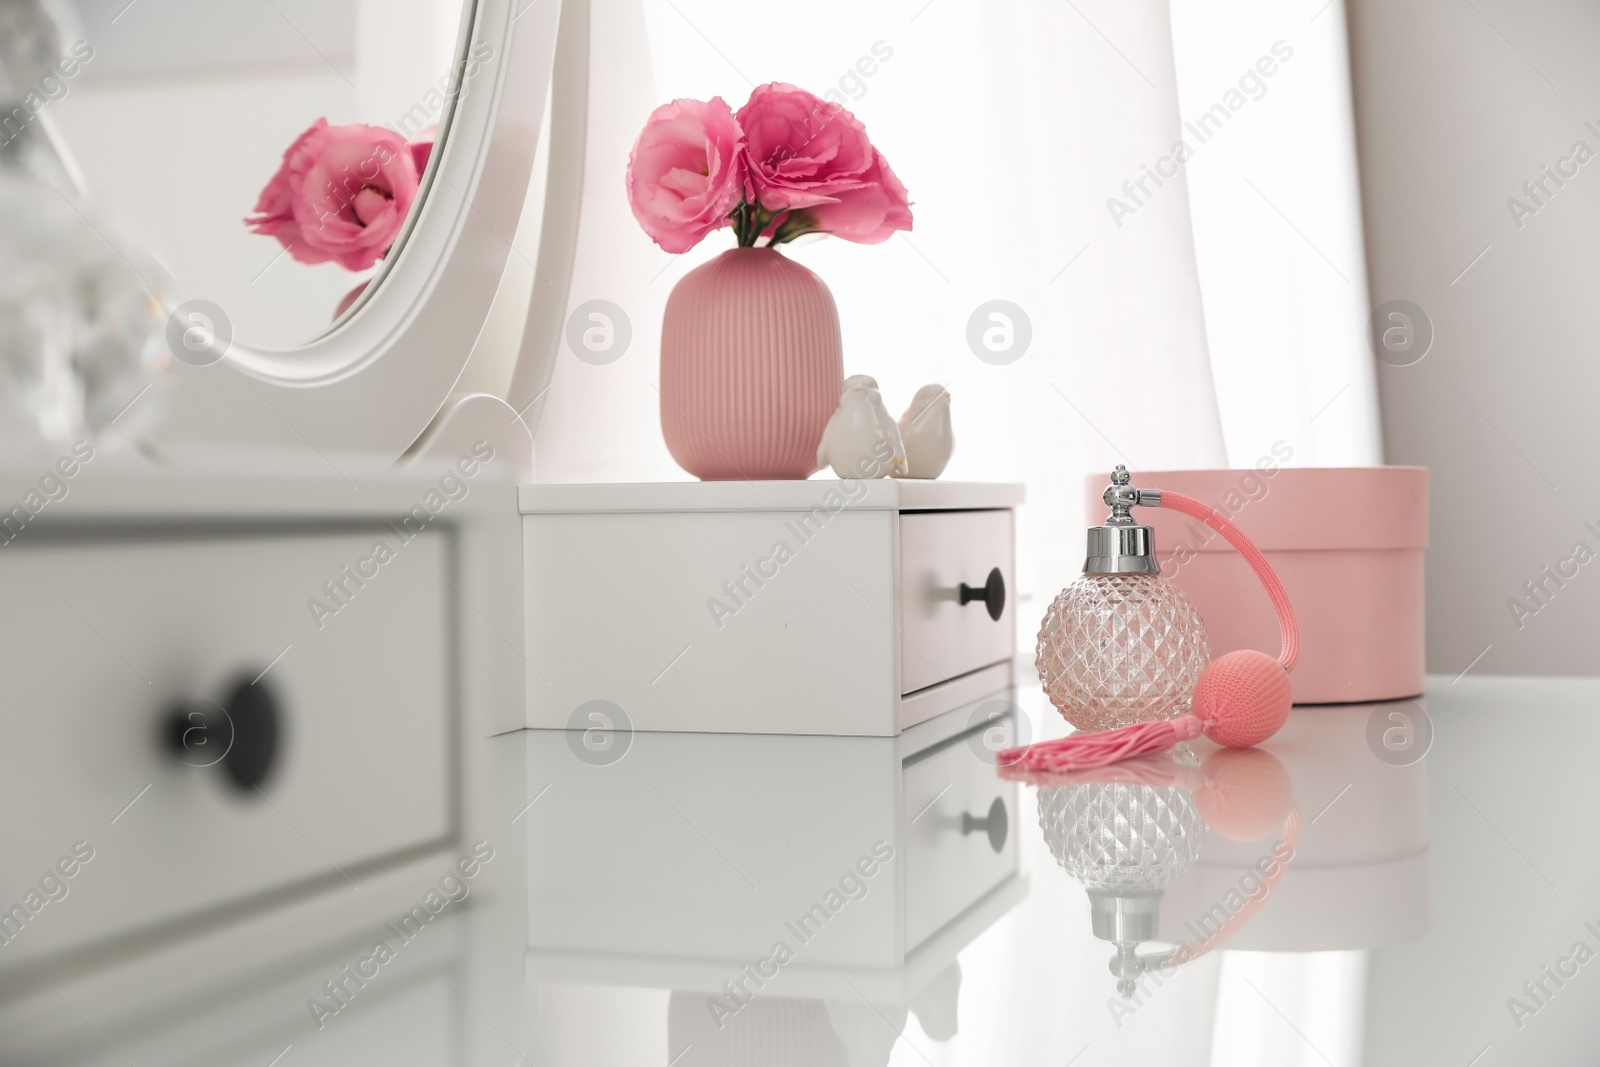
1085 466 1429 704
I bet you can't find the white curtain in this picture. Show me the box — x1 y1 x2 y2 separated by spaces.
1170 0 1382 471
533 0 1379 651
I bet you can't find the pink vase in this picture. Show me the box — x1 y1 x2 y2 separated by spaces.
660 247 843 480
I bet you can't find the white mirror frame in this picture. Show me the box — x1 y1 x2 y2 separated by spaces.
159 0 563 461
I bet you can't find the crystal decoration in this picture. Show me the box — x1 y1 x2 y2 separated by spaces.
1035 572 1210 731
0 2 165 454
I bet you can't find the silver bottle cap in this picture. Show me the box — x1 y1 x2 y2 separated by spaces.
1083 466 1162 575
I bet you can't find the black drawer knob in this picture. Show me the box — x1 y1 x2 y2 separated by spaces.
958 567 1006 621
163 677 281 792
961 796 1008 853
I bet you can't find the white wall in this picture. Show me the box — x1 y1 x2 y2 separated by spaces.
1348 0 1600 677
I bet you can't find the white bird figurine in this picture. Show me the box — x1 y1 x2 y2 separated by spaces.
815 375 906 479
895 384 954 479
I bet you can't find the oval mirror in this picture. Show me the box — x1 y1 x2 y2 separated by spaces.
7 0 565 461
51 0 474 352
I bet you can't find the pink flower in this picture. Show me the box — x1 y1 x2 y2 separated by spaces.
802 148 913 244
626 97 745 253
409 138 434 177
737 83 873 209
736 83 912 243
246 119 423 272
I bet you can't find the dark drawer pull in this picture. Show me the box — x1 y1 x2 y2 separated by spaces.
163 677 282 792
958 567 1006 621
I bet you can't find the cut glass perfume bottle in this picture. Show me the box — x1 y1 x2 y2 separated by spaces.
1036 467 1210 731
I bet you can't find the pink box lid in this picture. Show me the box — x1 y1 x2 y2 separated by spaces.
1082 466 1429 552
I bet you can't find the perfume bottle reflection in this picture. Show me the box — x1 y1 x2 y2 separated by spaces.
1011 746 1299 997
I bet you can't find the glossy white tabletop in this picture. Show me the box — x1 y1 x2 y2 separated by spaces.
7 675 1597 1067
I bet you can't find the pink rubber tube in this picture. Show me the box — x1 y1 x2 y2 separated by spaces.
1157 490 1299 672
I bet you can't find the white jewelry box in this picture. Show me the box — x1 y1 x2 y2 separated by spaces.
520 480 1024 735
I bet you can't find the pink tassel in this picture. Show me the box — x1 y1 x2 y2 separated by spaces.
999 715 1204 775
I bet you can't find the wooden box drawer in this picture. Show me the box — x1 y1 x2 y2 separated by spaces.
521 480 1023 736
899 509 1015 694
0 528 453 968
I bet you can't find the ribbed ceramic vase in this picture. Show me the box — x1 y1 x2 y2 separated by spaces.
660 247 843 480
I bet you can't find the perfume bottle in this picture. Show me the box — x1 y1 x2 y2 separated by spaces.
1036 466 1210 731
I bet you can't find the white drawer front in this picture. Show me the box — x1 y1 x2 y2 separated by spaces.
903 727 1019 949
898 510 1015 694
526 509 899 735
0 529 453 968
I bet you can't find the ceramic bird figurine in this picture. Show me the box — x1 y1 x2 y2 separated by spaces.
895 384 953 479
816 375 906 479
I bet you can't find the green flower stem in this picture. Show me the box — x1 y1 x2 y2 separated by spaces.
727 201 822 247
769 208 819 246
